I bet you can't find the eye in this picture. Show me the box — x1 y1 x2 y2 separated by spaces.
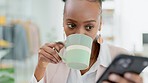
85 25 94 31
67 23 76 29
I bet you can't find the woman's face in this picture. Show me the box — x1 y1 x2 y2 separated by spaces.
63 0 102 40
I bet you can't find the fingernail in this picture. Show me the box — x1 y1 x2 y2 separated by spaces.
125 73 131 78
109 74 117 81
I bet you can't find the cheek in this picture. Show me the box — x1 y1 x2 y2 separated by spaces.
85 31 97 40
63 22 70 37
91 31 98 40
63 27 69 37
88 27 99 40
63 26 74 37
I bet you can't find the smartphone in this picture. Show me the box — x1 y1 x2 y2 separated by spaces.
96 54 148 83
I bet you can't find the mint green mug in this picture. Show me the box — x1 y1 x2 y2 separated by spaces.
62 34 93 70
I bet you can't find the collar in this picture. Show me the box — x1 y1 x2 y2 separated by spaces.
98 41 112 67
80 41 112 74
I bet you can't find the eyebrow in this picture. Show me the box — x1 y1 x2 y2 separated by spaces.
83 20 96 23
66 19 96 23
66 19 78 23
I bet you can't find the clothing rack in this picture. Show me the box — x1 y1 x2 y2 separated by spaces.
0 20 40 61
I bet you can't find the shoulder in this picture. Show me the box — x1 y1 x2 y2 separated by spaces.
107 44 133 59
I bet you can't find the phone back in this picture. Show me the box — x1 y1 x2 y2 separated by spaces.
97 54 148 83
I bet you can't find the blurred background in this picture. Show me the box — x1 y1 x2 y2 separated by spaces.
0 0 148 83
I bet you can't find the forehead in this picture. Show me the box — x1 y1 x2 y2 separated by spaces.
64 0 101 21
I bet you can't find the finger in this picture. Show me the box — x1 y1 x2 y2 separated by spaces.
54 43 64 53
48 47 62 61
56 41 65 49
52 47 62 60
45 43 57 47
49 42 65 52
102 81 110 83
124 73 143 83
39 49 57 63
42 45 61 62
39 49 58 63
50 42 64 60
45 42 64 49
44 42 64 61
109 74 129 83
39 54 56 65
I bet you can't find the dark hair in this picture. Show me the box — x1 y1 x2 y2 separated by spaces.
62 0 102 7
62 0 104 13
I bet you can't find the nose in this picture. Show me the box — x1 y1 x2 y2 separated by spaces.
75 27 86 34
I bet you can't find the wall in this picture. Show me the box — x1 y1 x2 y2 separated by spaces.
115 0 148 53
32 0 64 45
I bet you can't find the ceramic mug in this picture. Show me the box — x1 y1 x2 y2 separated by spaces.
62 34 93 70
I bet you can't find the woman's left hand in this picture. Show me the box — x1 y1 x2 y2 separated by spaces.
103 72 143 83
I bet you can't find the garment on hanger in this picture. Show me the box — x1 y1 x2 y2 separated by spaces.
3 24 29 60
23 21 40 55
2 19 40 60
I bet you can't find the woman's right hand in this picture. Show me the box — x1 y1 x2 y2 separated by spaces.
37 42 65 69
34 42 64 81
